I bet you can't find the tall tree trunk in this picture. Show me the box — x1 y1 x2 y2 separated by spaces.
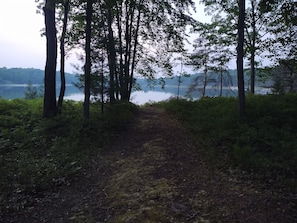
122 2 134 101
250 0 256 94
100 58 104 114
219 66 223 97
202 68 207 97
116 6 125 100
237 0 246 118
43 0 57 118
84 0 92 124
128 8 141 101
107 8 116 103
58 0 70 113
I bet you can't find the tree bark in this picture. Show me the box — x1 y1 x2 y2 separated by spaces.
250 0 256 94
84 0 93 124
219 66 223 97
237 0 246 118
107 8 116 103
128 8 141 101
202 68 207 97
116 6 125 100
43 0 57 118
58 0 69 113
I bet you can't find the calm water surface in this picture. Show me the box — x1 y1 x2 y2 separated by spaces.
0 85 174 105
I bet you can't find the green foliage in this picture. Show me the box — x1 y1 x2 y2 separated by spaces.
0 99 138 211
158 94 297 189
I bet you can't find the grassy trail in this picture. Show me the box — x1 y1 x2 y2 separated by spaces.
69 106 295 223
4 106 296 222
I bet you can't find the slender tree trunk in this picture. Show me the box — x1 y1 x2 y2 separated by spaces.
250 0 256 94
100 57 104 114
128 8 141 101
250 50 255 94
84 0 92 124
122 2 134 101
43 0 57 118
220 66 223 97
177 75 181 100
177 56 182 100
202 68 207 97
116 6 125 100
237 0 246 118
58 0 69 113
107 8 116 103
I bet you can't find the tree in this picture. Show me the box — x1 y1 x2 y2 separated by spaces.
43 0 58 118
83 0 93 124
53 0 195 120
91 0 195 102
200 0 272 95
188 37 210 97
237 0 246 118
271 59 297 93
189 20 233 97
260 0 297 64
57 0 70 113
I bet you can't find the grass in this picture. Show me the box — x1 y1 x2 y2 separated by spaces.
0 99 138 211
157 94 297 190
2 94 297 212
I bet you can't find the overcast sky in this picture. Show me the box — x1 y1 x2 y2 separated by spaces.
0 0 210 74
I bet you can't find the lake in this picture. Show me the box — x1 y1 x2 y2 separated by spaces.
0 84 271 105
0 84 174 105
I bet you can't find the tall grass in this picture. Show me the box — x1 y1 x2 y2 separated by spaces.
158 94 297 189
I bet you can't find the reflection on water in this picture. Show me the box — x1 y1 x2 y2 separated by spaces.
64 91 173 105
64 93 85 101
131 91 173 105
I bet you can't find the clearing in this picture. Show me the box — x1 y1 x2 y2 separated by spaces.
3 106 297 222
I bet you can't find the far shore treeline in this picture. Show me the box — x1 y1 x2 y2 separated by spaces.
0 67 77 85
0 67 273 96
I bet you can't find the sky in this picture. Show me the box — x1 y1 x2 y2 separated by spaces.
0 0 210 74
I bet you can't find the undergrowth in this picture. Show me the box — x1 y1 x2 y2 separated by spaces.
0 99 138 212
158 94 297 190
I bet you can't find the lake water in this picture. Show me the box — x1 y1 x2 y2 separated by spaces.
0 84 174 105
0 84 271 105
64 91 174 105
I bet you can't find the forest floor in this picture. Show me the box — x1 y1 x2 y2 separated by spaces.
4 106 297 222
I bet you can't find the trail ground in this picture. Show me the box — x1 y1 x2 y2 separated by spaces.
3 106 297 222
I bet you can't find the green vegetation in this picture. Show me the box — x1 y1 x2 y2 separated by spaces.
0 99 138 210
158 94 297 189
2 93 297 215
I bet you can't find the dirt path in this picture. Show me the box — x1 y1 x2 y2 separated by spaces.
5 107 297 222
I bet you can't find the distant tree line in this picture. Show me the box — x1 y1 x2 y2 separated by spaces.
0 67 77 85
